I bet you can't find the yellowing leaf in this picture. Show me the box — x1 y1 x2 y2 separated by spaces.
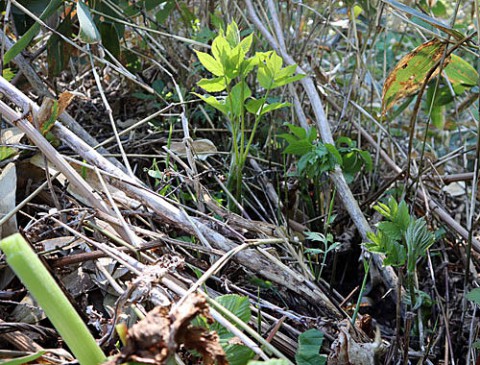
382 39 449 114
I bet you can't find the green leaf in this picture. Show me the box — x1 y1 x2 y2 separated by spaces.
2 68 15 81
192 93 229 115
444 54 479 94
0 350 46 365
324 143 342 165
283 140 314 155
0 146 17 162
286 123 308 139
466 288 480 306
395 200 411 232
223 343 255 365
77 0 102 44
155 0 175 23
245 98 265 114
99 22 121 58
195 50 225 77
261 102 290 115
383 0 465 40
197 77 228 92
305 231 326 242
211 294 251 336
295 329 327 365
4 0 64 64
382 39 447 114
405 218 435 273
226 81 251 117
47 15 73 79
304 248 324 255
377 221 403 241
225 21 241 47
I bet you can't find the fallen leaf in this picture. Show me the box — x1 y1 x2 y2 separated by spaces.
106 293 227 365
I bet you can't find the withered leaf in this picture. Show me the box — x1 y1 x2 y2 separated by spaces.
382 39 449 115
107 293 227 365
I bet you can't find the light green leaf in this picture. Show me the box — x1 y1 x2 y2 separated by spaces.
258 62 275 90
239 33 253 54
0 146 17 162
197 77 228 92
212 35 231 65
258 52 304 90
77 0 102 44
227 81 251 117
225 21 240 47
0 350 46 365
192 93 229 115
444 54 479 94
2 68 15 81
195 50 225 77
261 102 290 115
466 288 480 306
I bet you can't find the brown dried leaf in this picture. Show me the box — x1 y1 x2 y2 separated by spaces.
108 293 227 365
58 91 75 116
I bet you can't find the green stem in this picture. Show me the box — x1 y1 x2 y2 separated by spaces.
0 234 106 365
242 92 270 162
351 257 371 325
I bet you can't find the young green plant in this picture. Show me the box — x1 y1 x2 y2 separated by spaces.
364 198 436 309
194 21 304 208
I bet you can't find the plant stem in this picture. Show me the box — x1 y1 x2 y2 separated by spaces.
351 257 371 325
0 233 106 365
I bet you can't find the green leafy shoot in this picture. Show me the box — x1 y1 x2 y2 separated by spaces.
280 127 372 182
335 136 373 183
365 198 436 310
257 51 305 90
304 231 340 279
193 21 304 207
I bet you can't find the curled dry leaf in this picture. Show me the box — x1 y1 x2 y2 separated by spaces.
328 320 387 365
57 91 75 116
382 39 449 114
107 293 227 365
